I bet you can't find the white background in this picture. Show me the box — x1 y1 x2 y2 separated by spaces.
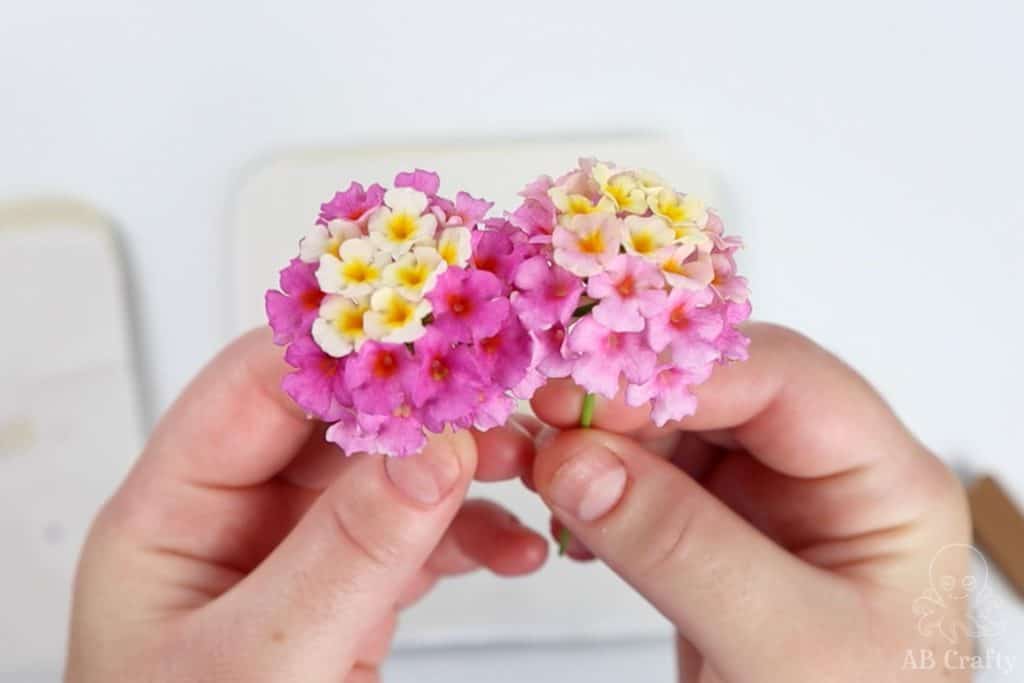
2 1 1022 680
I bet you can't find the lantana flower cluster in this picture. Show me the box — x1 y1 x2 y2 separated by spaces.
266 170 532 456
508 159 752 426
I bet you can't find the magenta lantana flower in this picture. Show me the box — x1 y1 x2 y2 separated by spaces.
344 341 415 414
266 170 530 457
427 268 510 343
281 335 348 421
470 221 531 282
432 191 494 228
394 168 441 196
266 259 325 345
473 315 532 390
507 158 751 425
409 328 485 432
318 181 386 225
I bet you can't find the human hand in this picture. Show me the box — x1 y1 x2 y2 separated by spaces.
528 323 971 682
66 329 547 682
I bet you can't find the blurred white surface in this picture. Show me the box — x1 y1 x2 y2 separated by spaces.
0 202 143 675
1 0 1023 677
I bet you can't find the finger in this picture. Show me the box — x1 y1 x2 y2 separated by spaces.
207 431 477 679
531 377 652 433
141 327 312 488
281 423 536 491
427 499 548 576
535 323 925 478
471 423 536 482
397 499 550 607
533 428 856 677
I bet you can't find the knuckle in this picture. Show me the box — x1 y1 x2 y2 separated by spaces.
325 493 404 570
632 500 702 582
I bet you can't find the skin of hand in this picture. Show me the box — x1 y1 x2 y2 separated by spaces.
527 323 972 682
66 329 548 683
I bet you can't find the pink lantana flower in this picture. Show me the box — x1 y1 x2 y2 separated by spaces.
587 254 667 333
566 317 657 399
625 365 702 427
318 181 386 225
265 259 325 345
646 288 724 364
713 299 752 361
344 341 415 414
512 256 584 330
507 158 751 425
513 323 574 399
710 250 750 303
552 213 622 277
510 197 557 244
427 268 510 343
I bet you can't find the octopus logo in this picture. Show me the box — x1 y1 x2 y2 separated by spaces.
912 544 1003 644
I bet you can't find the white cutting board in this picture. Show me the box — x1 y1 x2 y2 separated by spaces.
0 201 144 674
228 137 719 646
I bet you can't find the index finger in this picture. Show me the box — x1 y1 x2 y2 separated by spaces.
141 327 315 489
530 322 925 478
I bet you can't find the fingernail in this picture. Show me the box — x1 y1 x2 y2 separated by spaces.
548 445 627 522
385 439 462 506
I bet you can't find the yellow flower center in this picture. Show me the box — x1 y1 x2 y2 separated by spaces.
383 296 416 327
397 263 428 288
663 258 686 276
660 200 686 224
607 183 631 207
567 195 595 215
631 231 655 254
577 229 605 255
341 259 378 284
334 307 366 337
326 237 341 258
439 240 458 265
387 213 418 241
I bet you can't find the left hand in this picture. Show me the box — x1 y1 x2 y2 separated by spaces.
66 329 548 682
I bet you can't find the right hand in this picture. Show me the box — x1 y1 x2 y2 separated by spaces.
529 323 972 682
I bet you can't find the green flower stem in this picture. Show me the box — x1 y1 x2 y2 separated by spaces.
579 392 596 428
557 392 597 556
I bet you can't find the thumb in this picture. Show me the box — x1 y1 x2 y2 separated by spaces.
205 430 476 679
533 429 852 677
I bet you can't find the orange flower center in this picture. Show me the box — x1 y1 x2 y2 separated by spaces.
577 230 605 255
670 305 689 329
373 351 397 378
430 358 449 381
300 289 324 311
615 275 635 298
